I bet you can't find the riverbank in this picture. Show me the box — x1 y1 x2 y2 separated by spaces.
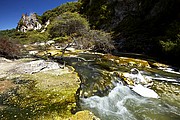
0 57 99 119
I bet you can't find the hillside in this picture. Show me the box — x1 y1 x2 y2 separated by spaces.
0 0 180 67
80 0 180 66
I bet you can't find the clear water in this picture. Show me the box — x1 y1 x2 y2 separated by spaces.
1 52 179 120
64 52 180 120
81 83 180 120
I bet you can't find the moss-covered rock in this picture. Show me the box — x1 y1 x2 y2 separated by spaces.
68 110 100 120
0 58 81 119
103 54 150 68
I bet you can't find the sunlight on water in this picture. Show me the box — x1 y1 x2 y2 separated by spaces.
64 52 180 120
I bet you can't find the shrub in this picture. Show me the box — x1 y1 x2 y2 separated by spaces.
27 31 49 43
0 29 29 44
0 37 22 58
160 36 180 55
75 30 115 53
90 30 115 52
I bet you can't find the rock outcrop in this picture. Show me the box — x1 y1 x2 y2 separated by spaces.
17 13 42 32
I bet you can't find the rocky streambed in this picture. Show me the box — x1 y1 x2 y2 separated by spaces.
0 47 180 120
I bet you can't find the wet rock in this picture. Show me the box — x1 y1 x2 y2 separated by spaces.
119 68 153 87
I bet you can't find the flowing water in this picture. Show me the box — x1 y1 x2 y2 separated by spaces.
1 51 179 120
64 52 180 120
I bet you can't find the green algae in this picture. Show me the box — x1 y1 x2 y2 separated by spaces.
1 50 179 119
103 54 150 68
152 81 180 108
0 67 80 120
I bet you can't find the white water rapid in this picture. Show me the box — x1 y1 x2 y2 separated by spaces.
81 83 180 120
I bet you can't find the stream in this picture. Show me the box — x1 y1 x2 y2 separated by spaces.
64 52 180 120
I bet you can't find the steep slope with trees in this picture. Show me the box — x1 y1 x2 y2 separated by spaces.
0 0 180 66
79 0 180 66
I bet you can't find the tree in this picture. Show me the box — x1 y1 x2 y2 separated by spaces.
48 12 89 38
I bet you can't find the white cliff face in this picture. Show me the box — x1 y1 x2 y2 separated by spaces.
17 13 42 32
45 20 50 28
41 20 50 33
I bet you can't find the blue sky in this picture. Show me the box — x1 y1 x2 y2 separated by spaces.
0 0 76 30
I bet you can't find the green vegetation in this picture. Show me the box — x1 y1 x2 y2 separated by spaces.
0 67 80 119
48 12 89 38
0 1 114 54
0 0 179 66
79 0 180 66
41 2 81 24
47 11 114 52
26 31 49 43
79 0 113 29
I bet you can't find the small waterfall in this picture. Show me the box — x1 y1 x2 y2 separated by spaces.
63 52 180 120
81 84 137 120
80 83 180 120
